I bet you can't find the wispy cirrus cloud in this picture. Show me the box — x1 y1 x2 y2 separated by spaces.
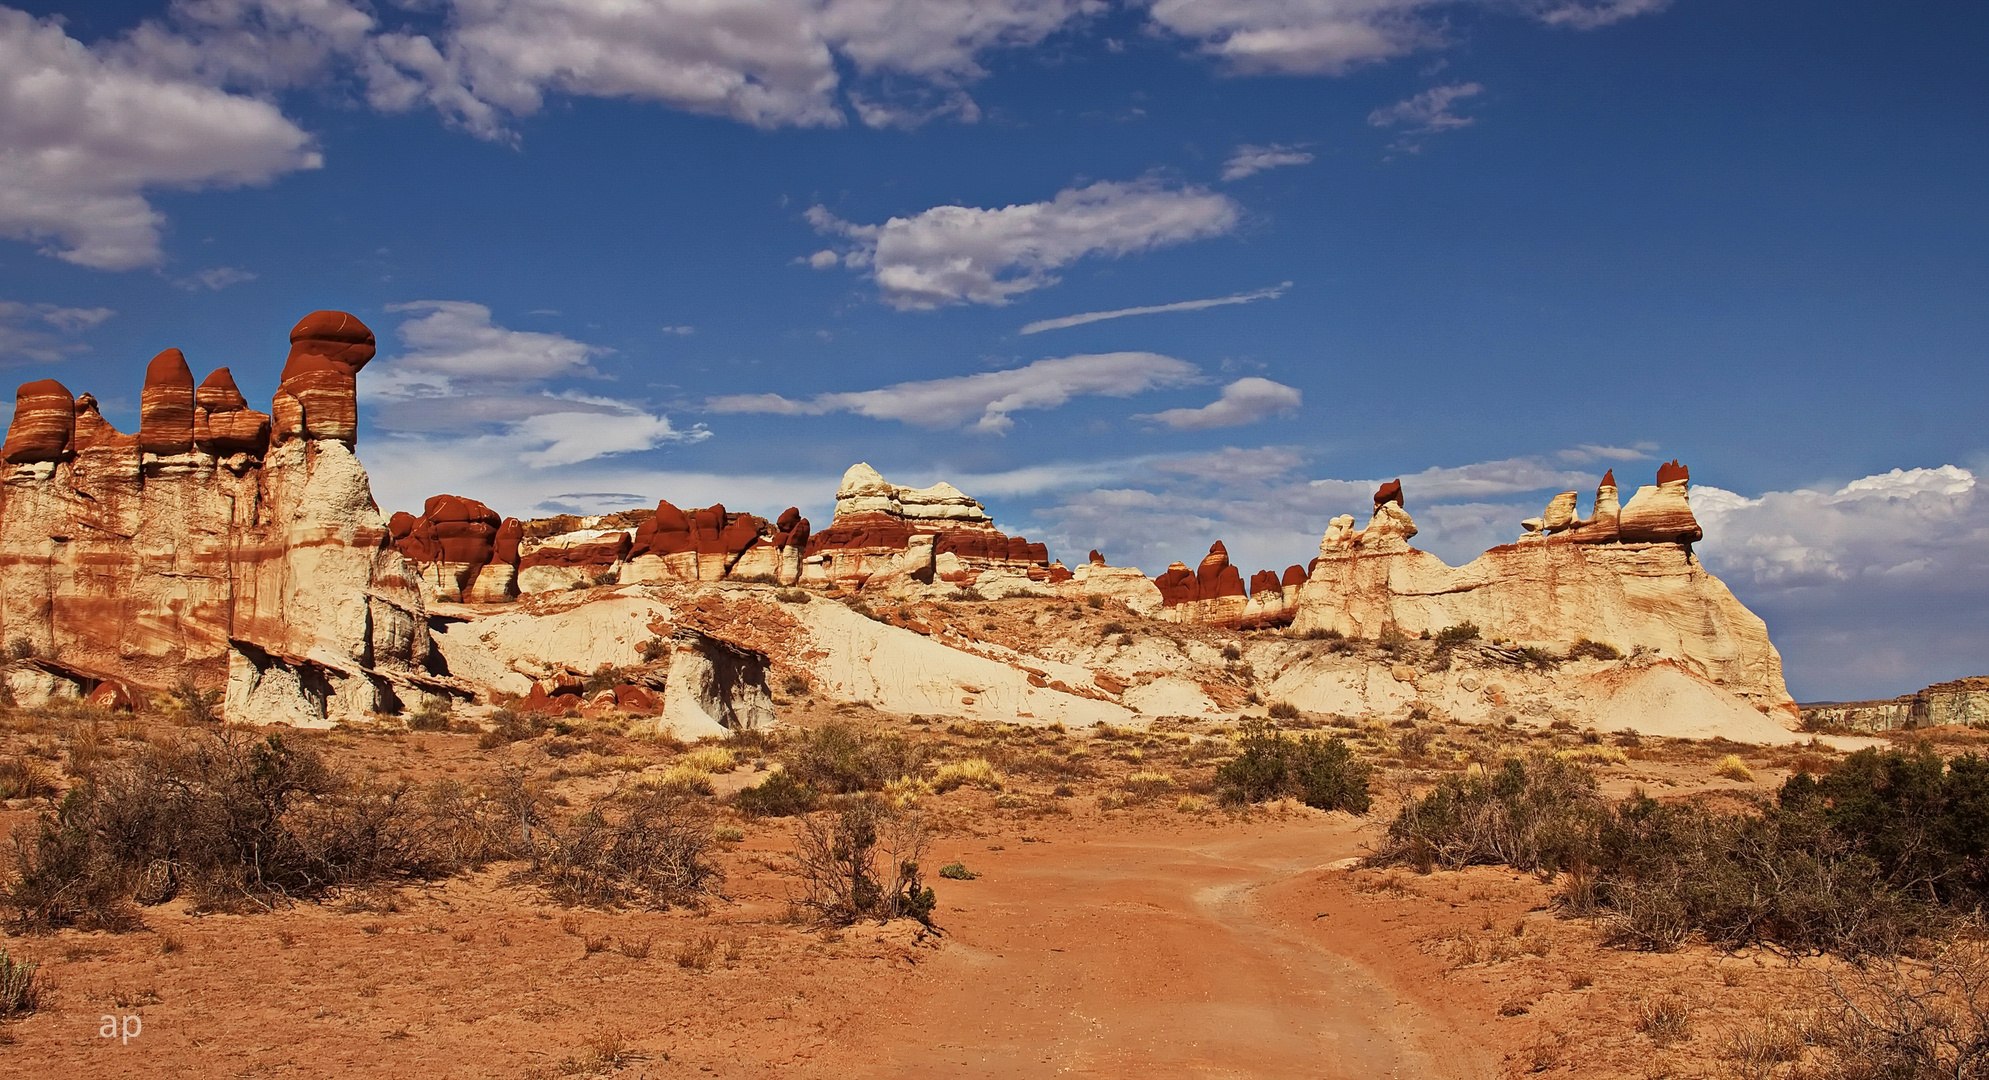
1369 81 1484 150
1221 143 1313 181
0 300 116 364
805 179 1240 309
1020 281 1290 334
708 351 1204 433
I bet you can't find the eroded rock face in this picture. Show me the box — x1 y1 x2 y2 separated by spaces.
655 628 775 740
0 310 451 725
803 462 1050 592
1291 466 1789 715
390 494 510 603
1151 541 1297 628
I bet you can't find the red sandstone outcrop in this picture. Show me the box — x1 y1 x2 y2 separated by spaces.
390 494 513 603
3 379 76 464
622 500 787 584
517 529 634 593
1291 466 1788 714
1151 542 1299 628
0 310 452 724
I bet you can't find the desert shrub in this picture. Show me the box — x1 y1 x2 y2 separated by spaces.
733 771 820 817
1369 753 1604 875
1100 621 1127 635
1085 595 1104 610
582 665 627 697
1298 627 1343 641
790 798 936 926
776 588 811 604
0 947 40 1018
1812 940 1989 1080
938 861 979 880
1434 623 1481 648
591 570 621 587
406 698 453 732
638 638 668 662
1220 643 1242 661
2 732 452 930
1267 701 1301 721
779 674 809 697
478 706 548 748
1326 639 1356 654
1398 727 1434 757
165 678 223 724
1215 721 1371 812
1567 638 1623 661
515 788 720 909
779 722 924 794
946 588 982 602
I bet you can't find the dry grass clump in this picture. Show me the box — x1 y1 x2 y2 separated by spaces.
1121 771 1175 799
930 758 1003 793
676 745 737 774
0 947 41 1018
1715 753 1756 782
1555 745 1629 766
1632 991 1693 1047
779 722 926 795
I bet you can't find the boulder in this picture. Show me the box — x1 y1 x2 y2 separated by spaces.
3 379 75 463
138 349 196 456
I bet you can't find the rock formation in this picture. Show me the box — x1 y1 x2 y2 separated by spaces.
389 494 519 603
801 463 1050 592
0 311 454 724
1151 542 1303 629
1291 467 1790 714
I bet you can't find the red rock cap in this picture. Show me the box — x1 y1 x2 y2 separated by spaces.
1374 479 1404 507
1656 460 1689 485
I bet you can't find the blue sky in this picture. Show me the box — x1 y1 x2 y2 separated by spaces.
1 0 1984 701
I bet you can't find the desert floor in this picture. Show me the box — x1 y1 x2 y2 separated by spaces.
1 702 1924 1079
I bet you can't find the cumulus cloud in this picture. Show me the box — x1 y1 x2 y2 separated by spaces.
1019 281 1289 334
363 301 705 471
1220 143 1314 181
1143 0 1665 76
709 351 1203 433
1692 466 1989 700
1135 377 1301 430
806 180 1240 309
0 8 322 270
0 300 116 364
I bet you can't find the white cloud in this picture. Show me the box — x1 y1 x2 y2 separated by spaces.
375 300 608 394
336 0 1095 139
1143 0 1665 76
807 249 842 269
1556 442 1658 463
1529 0 1670 30
363 301 705 471
1368 81 1483 136
707 351 1204 433
1136 377 1301 430
0 8 322 269
1020 281 1289 334
1220 143 1314 181
1691 465 1989 700
0 300 116 364
177 266 258 291
807 179 1240 309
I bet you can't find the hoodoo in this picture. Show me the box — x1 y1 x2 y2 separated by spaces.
0 310 455 725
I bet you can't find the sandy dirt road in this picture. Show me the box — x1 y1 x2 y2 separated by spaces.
853 816 1498 1079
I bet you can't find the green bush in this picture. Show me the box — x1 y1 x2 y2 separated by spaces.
0 946 40 1018
1215 721 1371 812
1266 701 1301 721
938 862 979 880
1433 623 1481 647
733 771 820 818
1567 638 1623 661
779 722 925 795
1369 745 1989 957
